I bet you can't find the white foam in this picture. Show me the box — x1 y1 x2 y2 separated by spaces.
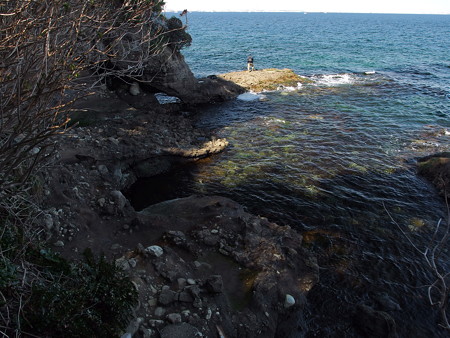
237 92 266 101
277 82 303 92
312 73 355 87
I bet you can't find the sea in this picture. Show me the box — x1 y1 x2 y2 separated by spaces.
133 12 450 337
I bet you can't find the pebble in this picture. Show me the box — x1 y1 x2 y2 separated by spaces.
98 164 109 175
128 258 137 268
284 294 295 308
205 308 212 320
154 307 166 317
148 297 157 307
98 198 106 207
167 313 182 324
146 245 164 257
53 240 64 247
187 278 196 285
177 278 187 289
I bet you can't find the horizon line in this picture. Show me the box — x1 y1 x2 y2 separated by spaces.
165 10 450 15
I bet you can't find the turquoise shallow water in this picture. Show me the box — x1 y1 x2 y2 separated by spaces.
137 12 450 336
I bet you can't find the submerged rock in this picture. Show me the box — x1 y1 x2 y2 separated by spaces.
417 152 450 200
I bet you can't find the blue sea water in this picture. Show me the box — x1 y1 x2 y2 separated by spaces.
152 12 450 336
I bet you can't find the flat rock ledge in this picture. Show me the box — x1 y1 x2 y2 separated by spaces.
118 195 319 338
219 68 311 92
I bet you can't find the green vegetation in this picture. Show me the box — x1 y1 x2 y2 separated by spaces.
0 218 137 336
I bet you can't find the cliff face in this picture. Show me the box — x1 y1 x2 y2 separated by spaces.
139 47 245 104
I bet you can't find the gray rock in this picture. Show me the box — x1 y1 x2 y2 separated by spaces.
177 278 187 290
187 278 196 285
185 285 200 298
178 291 194 303
125 317 143 336
160 323 202 338
44 214 54 230
354 304 397 337
141 328 155 338
128 258 137 268
154 307 166 317
146 245 164 257
115 257 131 271
167 313 182 324
284 294 295 308
148 319 165 327
148 297 157 307
98 164 109 175
205 308 212 320
111 190 128 211
159 288 177 305
129 82 141 96
206 275 223 293
98 198 106 207
53 240 64 247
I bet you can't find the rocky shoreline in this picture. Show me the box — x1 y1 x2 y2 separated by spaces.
37 68 320 337
37 54 448 336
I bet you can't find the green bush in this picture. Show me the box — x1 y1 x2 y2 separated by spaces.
22 249 137 337
0 223 137 337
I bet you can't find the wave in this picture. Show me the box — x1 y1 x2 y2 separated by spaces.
237 92 267 101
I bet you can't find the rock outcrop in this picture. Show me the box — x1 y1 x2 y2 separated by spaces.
118 195 319 337
125 47 245 104
219 68 311 92
417 152 450 200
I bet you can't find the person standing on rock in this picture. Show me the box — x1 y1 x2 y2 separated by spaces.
247 55 254 72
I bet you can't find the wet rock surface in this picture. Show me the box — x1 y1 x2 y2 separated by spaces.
417 152 450 200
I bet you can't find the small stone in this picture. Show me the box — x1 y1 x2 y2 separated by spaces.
205 308 212 320
210 229 219 234
98 165 109 175
125 317 143 336
128 258 137 268
110 243 122 250
129 82 141 96
141 328 155 338
178 291 194 303
154 307 166 317
206 275 223 293
146 245 164 257
148 320 164 327
121 334 131 338
98 198 106 207
177 278 187 290
159 288 177 305
111 190 127 211
44 214 54 230
187 278 196 285
166 313 182 324
284 294 295 308
115 257 130 271
53 240 64 247
148 297 157 307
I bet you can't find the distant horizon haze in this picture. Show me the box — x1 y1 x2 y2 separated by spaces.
164 0 450 15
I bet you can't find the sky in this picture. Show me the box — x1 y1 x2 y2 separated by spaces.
164 0 450 14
